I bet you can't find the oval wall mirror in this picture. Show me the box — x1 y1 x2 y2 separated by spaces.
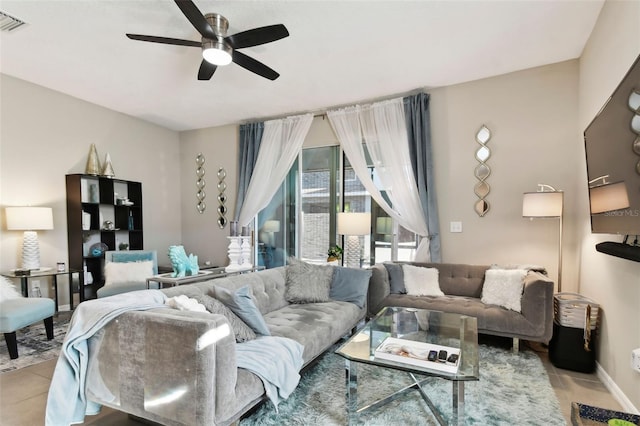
476 126 491 144
475 164 491 180
474 181 490 198
629 89 640 113
476 146 491 162
474 200 490 217
632 114 640 134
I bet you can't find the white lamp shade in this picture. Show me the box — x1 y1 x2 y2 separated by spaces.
522 192 563 218
589 181 630 214
6 207 54 230
263 220 281 233
337 212 371 236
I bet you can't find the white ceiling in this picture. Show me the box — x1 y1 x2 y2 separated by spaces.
0 0 604 131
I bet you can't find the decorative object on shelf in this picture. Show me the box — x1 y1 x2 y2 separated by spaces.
85 144 101 176
474 125 492 217
337 212 371 268
101 153 115 178
5 206 54 270
118 242 129 251
102 220 115 231
82 211 91 230
217 167 227 228
522 184 564 291
196 153 206 214
168 245 199 278
225 236 253 272
88 242 109 257
327 245 343 263
628 89 640 174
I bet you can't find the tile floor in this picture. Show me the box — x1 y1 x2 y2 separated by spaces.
0 343 627 425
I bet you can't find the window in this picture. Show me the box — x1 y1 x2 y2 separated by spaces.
256 145 416 268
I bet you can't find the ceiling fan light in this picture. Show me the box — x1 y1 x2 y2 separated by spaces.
202 40 232 66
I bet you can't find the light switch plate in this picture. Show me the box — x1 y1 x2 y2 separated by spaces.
450 221 463 233
632 348 640 373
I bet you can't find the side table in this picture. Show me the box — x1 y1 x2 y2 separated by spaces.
1 268 84 312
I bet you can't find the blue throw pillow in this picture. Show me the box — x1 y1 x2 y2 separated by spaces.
384 263 406 294
329 267 372 309
215 285 271 336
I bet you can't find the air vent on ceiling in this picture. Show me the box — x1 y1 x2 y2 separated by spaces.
0 10 27 32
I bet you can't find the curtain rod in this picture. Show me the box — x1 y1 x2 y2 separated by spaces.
240 88 428 125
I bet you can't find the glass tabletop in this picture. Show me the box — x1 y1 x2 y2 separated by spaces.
336 306 479 381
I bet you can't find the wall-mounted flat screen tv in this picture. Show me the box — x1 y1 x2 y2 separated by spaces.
584 53 640 236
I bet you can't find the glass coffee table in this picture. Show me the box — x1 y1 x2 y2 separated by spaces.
336 307 479 425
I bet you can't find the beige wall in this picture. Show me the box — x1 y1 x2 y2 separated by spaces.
0 74 182 305
578 0 640 411
178 125 239 267
429 60 581 290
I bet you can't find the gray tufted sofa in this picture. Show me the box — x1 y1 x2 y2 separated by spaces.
368 262 554 351
84 266 365 426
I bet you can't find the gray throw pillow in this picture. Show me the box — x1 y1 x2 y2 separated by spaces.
384 262 406 294
215 285 271 336
285 257 334 303
329 266 372 308
192 293 256 342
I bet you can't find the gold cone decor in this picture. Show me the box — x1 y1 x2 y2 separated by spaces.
101 153 115 178
85 144 101 175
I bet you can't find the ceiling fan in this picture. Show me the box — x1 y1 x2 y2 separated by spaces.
126 0 289 81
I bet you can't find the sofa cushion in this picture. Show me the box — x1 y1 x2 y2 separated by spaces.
216 285 271 336
329 267 372 308
481 269 527 312
285 258 334 303
194 294 257 342
383 262 406 294
402 264 444 296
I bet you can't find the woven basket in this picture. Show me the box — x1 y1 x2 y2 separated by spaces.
554 292 599 330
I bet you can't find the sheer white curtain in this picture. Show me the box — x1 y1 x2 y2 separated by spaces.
327 98 431 261
237 113 313 227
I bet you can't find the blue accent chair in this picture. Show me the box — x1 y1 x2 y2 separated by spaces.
96 250 159 298
0 297 55 359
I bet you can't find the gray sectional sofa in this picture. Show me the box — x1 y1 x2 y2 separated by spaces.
368 262 555 350
84 265 366 426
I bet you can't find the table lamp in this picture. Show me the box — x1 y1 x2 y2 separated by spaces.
522 185 563 291
338 212 371 268
5 207 54 270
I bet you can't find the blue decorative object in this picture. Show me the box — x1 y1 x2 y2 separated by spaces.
89 242 108 257
168 245 199 278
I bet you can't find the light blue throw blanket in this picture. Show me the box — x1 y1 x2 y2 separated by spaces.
236 336 304 411
45 290 168 426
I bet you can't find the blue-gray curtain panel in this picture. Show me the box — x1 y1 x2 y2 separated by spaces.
404 93 441 262
234 122 264 221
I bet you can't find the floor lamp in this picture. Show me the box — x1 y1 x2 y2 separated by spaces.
522 185 563 292
337 212 371 268
5 206 54 271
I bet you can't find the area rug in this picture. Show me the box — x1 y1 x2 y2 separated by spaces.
241 341 564 425
0 311 71 373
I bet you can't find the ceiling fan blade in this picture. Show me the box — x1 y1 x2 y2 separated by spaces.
225 24 289 49
126 34 201 47
174 0 216 40
232 51 280 80
198 60 217 80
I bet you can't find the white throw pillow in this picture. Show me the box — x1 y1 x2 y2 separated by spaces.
402 264 444 296
165 295 207 313
0 276 23 302
104 260 154 286
481 269 527 312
